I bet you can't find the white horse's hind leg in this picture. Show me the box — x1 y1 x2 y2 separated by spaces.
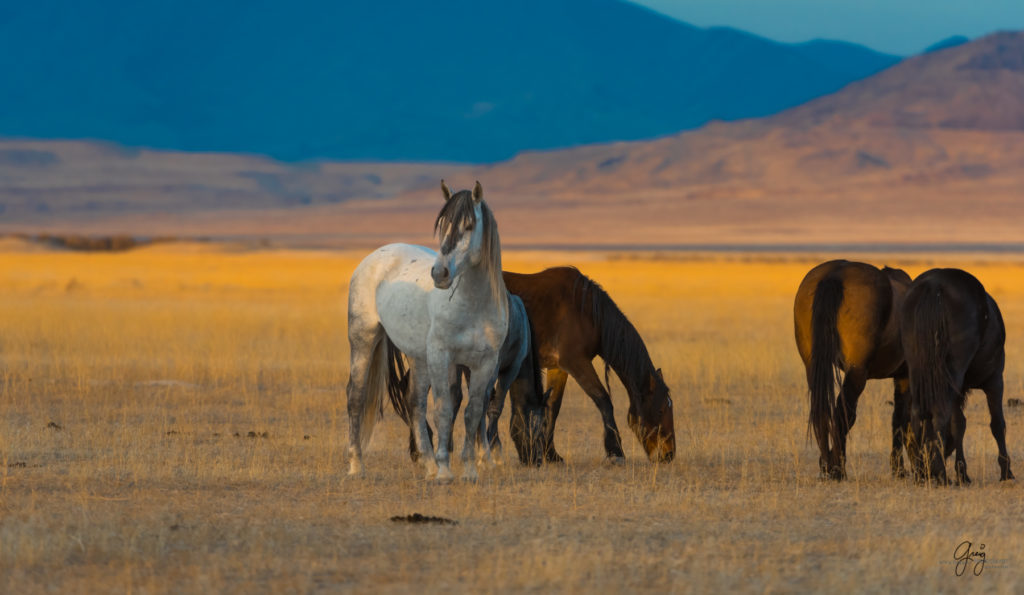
346 338 374 476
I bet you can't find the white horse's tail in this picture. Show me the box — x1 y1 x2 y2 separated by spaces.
357 330 391 451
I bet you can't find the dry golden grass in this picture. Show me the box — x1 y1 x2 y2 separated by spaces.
2 245 1024 593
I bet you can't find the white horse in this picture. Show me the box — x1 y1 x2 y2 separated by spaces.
346 181 508 481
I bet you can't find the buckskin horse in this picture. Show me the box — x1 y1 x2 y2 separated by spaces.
794 259 913 480
900 267 1014 484
493 267 675 463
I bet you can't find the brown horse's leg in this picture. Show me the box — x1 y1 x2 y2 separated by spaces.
543 368 569 463
890 375 909 478
983 375 1014 480
832 366 867 480
563 360 625 461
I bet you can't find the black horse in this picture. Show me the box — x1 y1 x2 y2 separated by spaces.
900 268 1014 484
794 260 913 480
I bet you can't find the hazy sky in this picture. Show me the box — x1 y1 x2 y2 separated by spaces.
631 0 1024 55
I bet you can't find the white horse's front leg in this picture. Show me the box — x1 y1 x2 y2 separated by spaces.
429 355 458 482
409 360 438 478
462 362 498 481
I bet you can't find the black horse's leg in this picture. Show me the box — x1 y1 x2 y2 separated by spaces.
926 412 951 485
832 366 867 480
485 382 505 453
949 405 970 485
890 375 910 478
564 360 624 461
983 375 1014 481
543 368 569 463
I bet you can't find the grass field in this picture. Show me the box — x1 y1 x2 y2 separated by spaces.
1 243 1023 592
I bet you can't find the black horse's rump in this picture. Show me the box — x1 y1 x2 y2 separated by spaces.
901 268 1013 484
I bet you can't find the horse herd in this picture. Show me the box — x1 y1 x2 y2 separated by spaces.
346 181 1014 485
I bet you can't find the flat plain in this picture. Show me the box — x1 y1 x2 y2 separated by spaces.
1 242 1023 592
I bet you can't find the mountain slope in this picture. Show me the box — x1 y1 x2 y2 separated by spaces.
0 0 898 162
468 31 1024 195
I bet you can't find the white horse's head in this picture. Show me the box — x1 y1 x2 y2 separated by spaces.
431 180 491 290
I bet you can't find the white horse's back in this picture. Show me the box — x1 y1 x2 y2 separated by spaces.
348 243 436 355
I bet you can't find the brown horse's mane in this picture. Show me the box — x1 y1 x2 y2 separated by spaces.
570 270 662 405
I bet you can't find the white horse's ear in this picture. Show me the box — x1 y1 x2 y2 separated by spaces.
441 180 453 201
472 181 483 203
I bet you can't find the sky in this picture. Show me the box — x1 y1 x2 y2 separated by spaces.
630 0 1024 55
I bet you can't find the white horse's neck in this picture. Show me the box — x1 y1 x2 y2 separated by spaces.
447 257 507 317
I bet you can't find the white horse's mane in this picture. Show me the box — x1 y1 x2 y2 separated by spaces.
433 190 505 304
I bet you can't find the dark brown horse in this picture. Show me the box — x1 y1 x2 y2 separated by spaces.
794 260 912 480
493 267 675 463
900 268 1014 484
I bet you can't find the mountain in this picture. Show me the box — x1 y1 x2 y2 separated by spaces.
0 0 898 163
925 35 970 53
465 31 1024 194
3 33 1023 249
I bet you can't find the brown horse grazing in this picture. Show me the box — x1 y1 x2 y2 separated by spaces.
794 260 913 480
494 267 675 463
900 268 1014 485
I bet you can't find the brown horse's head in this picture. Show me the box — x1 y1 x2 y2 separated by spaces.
627 368 675 462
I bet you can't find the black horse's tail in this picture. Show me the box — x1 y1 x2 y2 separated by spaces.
809 275 844 451
905 289 956 425
385 337 411 423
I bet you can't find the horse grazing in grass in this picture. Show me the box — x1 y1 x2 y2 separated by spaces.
794 260 913 480
494 267 675 463
900 268 1014 485
345 181 512 481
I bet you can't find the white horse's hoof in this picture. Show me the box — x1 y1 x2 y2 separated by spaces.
423 460 439 480
435 465 454 482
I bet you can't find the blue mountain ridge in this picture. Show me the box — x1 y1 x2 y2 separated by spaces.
0 0 900 162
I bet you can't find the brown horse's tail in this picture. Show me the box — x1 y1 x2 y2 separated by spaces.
905 289 956 426
809 275 844 451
